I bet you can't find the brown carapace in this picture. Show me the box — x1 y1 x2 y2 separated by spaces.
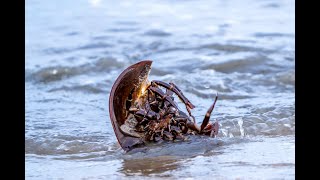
109 60 219 152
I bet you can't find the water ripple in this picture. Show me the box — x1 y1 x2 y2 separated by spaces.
27 57 125 83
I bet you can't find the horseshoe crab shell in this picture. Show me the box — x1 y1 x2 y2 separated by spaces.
109 60 152 151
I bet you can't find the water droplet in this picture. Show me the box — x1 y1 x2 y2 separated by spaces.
238 118 245 137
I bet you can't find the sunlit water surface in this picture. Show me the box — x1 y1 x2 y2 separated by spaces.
26 0 295 179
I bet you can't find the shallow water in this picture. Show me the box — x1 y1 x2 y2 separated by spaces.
26 0 295 179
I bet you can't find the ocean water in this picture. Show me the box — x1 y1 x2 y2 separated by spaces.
25 0 295 179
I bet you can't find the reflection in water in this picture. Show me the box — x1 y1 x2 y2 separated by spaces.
120 156 181 176
116 136 227 177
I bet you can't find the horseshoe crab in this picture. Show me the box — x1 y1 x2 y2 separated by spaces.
109 60 219 152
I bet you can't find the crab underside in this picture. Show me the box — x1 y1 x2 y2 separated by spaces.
109 60 219 152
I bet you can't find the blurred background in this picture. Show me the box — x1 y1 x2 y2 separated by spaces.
26 0 295 179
